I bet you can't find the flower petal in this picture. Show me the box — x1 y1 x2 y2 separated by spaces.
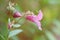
26 15 35 22
34 20 42 30
37 10 43 20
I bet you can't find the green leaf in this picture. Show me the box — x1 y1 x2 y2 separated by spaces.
0 15 8 40
52 20 60 35
0 0 8 40
14 4 23 12
45 30 56 40
0 34 5 40
10 36 19 40
13 24 21 28
18 17 26 25
8 29 23 38
21 20 39 37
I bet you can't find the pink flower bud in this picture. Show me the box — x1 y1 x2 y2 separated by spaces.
13 11 22 18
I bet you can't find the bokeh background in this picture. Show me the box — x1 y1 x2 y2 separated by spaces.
0 0 60 40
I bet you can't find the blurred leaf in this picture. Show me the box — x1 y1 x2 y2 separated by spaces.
48 0 60 4
9 29 23 38
0 0 8 40
33 34 46 40
21 20 40 37
45 30 56 40
13 24 21 28
10 36 19 40
52 20 60 35
0 34 5 40
18 17 26 25
14 4 23 12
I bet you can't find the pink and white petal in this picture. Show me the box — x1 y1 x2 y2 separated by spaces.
34 21 42 30
37 10 43 20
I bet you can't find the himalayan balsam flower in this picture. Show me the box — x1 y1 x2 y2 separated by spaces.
7 2 43 30
26 10 43 30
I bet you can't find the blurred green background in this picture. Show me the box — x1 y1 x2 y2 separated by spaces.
0 0 60 40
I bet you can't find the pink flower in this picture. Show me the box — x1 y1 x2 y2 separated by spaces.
13 11 22 18
26 10 43 30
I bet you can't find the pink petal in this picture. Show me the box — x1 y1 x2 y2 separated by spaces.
13 11 22 18
26 15 36 22
37 10 43 20
34 20 42 30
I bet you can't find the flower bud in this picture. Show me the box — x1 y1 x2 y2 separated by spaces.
13 11 22 18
